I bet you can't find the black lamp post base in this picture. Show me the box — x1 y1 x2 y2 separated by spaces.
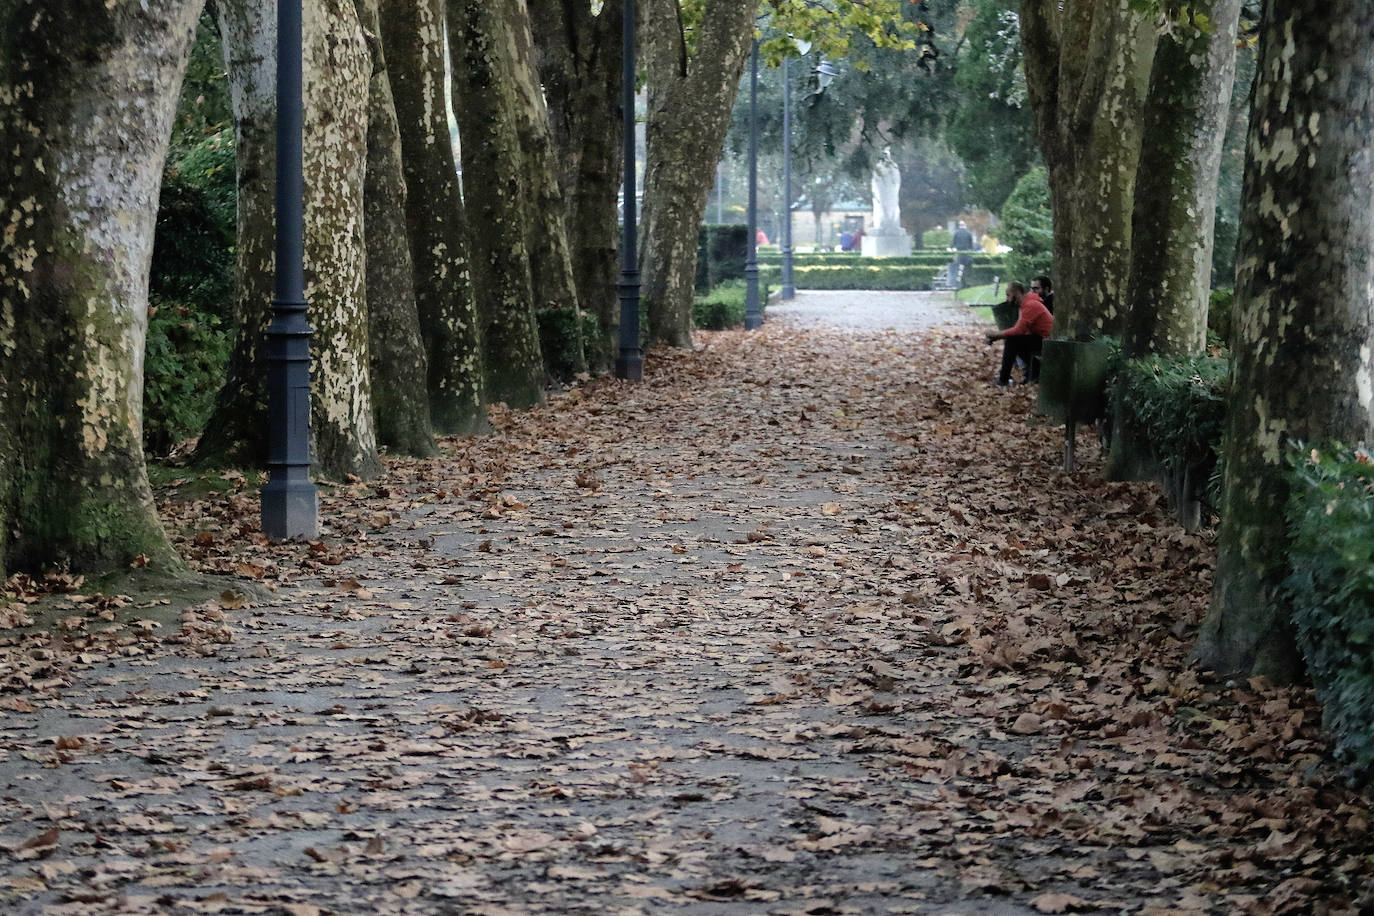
615 353 643 381
262 475 319 541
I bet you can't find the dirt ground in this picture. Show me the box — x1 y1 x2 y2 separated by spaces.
1 292 1370 915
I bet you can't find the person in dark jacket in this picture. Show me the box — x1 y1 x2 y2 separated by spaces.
1032 275 1054 314
986 281 1053 386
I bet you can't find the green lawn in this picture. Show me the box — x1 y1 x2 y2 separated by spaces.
958 282 1004 305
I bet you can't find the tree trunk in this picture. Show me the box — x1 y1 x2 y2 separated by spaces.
198 0 382 479
505 0 586 381
355 0 436 457
641 0 758 348
1106 0 1241 493
301 0 381 479
448 0 546 408
1122 1 1241 359
1020 0 1156 340
529 0 624 374
0 0 203 575
1196 0 1374 681
376 0 487 434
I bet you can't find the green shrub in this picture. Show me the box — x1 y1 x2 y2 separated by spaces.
1208 288 1234 348
697 225 749 293
151 128 235 320
1001 166 1053 285
143 300 231 456
922 229 953 249
693 280 748 330
145 127 236 455
1286 444 1374 786
754 260 1007 292
537 306 597 381
1109 352 1229 512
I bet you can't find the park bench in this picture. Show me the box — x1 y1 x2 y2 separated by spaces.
930 260 963 291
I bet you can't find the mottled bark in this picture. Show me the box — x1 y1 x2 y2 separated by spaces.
355 0 436 457
0 0 202 574
641 0 758 348
529 0 624 374
448 0 546 408
194 0 274 466
1106 1 1241 496
1020 0 1156 340
506 0 585 380
198 0 381 480
1123 1 1241 359
1197 0 1374 681
377 0 486 433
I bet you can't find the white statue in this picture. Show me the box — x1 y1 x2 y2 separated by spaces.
871 147 901 234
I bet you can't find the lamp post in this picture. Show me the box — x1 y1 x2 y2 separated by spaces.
780 55 794 301
744 40 762 331
262 0 318 540
615 0 642 380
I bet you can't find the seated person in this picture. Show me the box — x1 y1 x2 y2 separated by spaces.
986 281 1053 386
1031 275 1054 314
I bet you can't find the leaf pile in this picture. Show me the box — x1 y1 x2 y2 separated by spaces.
0 296 1369 914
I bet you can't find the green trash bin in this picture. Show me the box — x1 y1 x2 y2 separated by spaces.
1036 339 1112 468
991 302 1018 330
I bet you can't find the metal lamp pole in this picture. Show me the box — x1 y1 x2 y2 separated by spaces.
262 0 318 540
615 0 643 380
744 40 762 331
780 55 795 301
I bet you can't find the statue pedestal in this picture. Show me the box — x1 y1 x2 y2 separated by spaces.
861 231 912 258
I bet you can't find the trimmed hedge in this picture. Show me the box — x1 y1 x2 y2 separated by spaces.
1287 445 1374 786
755 261 1007 291
693 279 748 329
1109 352 1229 514
697 225 749 293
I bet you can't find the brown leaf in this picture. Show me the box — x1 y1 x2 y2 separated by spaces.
1030 892 1090 913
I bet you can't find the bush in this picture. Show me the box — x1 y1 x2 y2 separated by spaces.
693 280 749 330
145 127 237 455
1208 288 1234 347
1001 166 1053 284
922 229 953 249
1108 352 1229 514
143 300 230 457
151 128 235 320
1286 444 1374 786
755 260 1008 292
697 225 749 293
537 306 597 381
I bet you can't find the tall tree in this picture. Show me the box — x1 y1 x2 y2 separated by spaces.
377 0 487 433
0 0 203 574
528 0 624 374
198 0 382 479
947 1 1039 213
355 0 436 457
1122 1 1242 359
640 0 761 347
448 0 546 408
506 0 586 381
1019 0 1156 340
1196 0 1374 680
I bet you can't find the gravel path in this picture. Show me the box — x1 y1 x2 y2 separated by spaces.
1 291 1367 915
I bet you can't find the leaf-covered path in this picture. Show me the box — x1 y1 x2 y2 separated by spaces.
2 292 1371 915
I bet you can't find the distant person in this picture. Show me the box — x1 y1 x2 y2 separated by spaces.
952 220 975 251
951 220 975 287
1032 275 1054 314
851 228 864 250
839 230 854 251
986 281 1052 386
756 228 769 246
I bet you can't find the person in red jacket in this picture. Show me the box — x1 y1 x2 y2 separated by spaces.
986 281 1053 386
